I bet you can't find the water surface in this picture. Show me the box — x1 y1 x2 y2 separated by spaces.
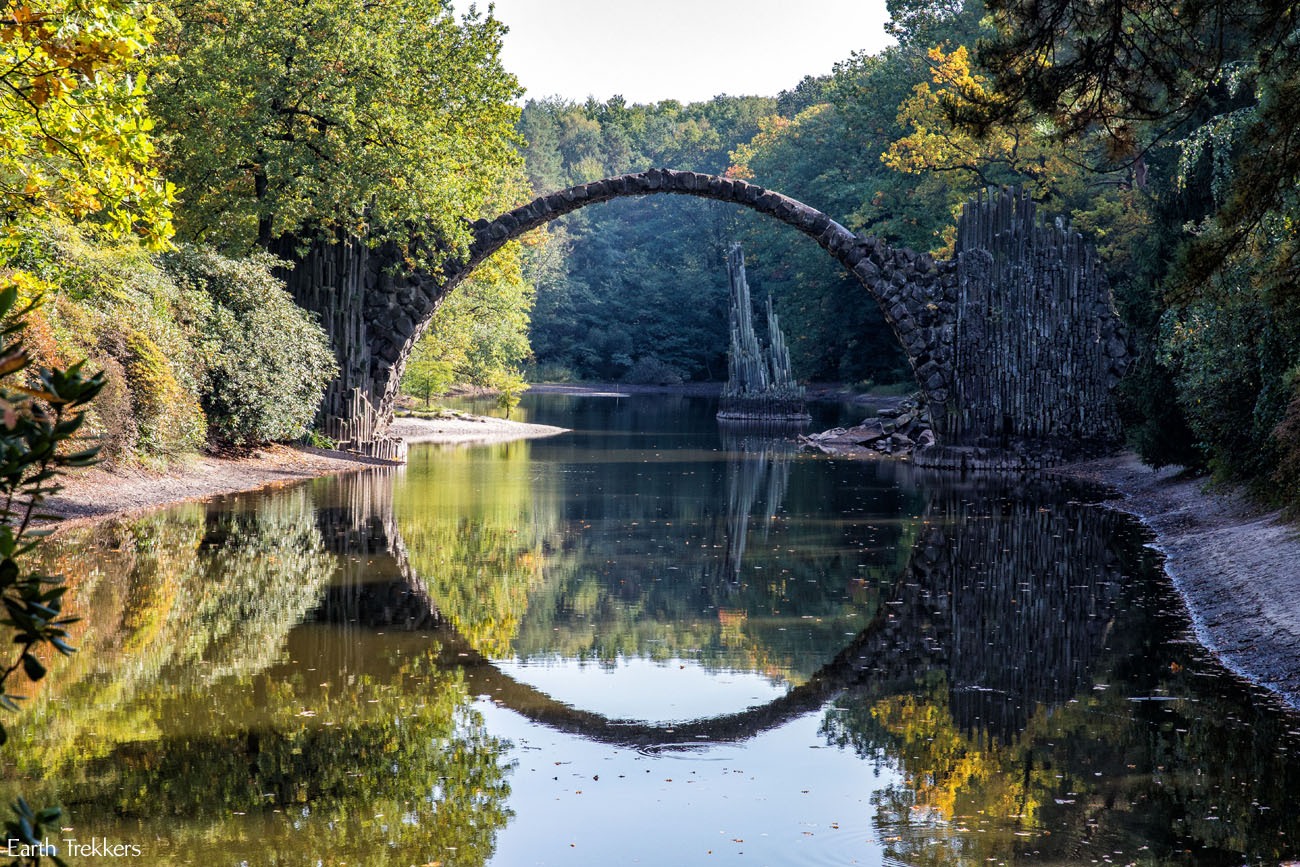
7 393 1300 865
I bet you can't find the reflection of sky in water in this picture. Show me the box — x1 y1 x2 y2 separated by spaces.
481 701 898 867
491 656 790 723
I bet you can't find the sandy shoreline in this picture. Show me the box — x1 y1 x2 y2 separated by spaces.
1056 454 1300 712
388 413 565 445
43 413 566 525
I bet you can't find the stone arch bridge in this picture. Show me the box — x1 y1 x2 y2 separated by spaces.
283 169 1130 468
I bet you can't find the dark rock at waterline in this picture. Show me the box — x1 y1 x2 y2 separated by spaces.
800 395 935 458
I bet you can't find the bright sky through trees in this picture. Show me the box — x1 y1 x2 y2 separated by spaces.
467 0 894 103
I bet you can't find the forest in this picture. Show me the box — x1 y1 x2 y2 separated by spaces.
2 0 1299 512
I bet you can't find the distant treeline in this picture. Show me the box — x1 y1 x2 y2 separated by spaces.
514 94 912 387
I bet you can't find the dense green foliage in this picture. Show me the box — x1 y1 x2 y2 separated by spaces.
4 0 527 450
165 247 337 445
3 224 333 453
149 0 532 409
517 96 770 383
401 240 536 404
957 0 1300 499
3 222 206 460
0 0 173 247
151 0 522 259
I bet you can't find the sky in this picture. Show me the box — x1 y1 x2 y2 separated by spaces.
463 0 896 105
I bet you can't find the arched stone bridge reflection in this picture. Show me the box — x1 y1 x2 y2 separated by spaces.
310 469 1135 749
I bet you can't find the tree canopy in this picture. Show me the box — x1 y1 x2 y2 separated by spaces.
151 0 523 260
1 0 173 246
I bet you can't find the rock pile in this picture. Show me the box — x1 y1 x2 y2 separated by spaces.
800 397 934 457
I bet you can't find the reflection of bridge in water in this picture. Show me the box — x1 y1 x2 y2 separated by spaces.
310 468 1133 749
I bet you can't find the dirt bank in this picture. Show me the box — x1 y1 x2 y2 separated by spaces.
1058 454 1300 711
44 414 567 524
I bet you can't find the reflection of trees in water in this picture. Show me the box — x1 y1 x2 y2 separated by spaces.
387 424 918 682
819 477 1133 861
64 641 511 867
393 440 558 657
817 477 1300 866
5 474 512 867
26 458 1300 866
323 467 1300 864
11 489 337 775
503 438 913 681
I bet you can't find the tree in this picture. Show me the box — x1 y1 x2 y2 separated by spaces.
401 239 536 403
1 0 173 246
973 0 1300 280
974 0 1300 494
518 95 780 382
884 46 1076 190
151 0 523 261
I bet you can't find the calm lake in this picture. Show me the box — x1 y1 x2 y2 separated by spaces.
7 392 1300 866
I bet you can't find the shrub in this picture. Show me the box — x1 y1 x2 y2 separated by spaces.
165 247 337 445
2 222 208 463
1161 283 1300 497
623 356 684 386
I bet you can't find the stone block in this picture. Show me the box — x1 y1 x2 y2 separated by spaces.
847 419 887 443
854 260 881 281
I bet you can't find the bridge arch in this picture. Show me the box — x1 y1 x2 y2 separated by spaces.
312 468 1130 748
368 168 955 432
290 172 1130 467
313 508 939 750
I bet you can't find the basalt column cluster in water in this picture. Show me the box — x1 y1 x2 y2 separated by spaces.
718 243 807 420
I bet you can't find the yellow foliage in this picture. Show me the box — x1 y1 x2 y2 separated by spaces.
1 0 174 246
870 687 1045 831
728 114 796 181
884 45 1074 195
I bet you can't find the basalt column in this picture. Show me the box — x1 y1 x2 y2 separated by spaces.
272 234 408 461
916 189 1132 468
